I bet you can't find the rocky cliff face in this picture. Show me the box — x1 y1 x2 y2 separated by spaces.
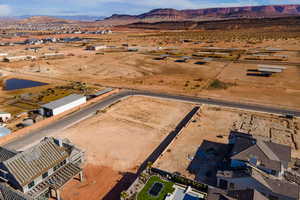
105 4 300 22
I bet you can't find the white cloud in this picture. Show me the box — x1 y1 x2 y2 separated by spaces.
129 0 198 9
71 0 198 9
72 0 262 10
0 4 11 16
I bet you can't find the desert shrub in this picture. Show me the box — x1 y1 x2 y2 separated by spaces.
209 79 231 89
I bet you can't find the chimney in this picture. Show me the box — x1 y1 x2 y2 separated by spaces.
54 138 63 147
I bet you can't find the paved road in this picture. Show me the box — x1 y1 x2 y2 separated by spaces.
4 92 128 150
4 90 300 150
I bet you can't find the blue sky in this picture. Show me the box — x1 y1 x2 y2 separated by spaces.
0 0 299 16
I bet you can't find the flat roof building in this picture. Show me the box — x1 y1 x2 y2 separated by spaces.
0 112 11 122
41 94 86 117
85 45 107 51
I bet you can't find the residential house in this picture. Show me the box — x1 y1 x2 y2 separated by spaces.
217 169 299 200
0 112 11 123
216 132 299 200
85 45 107 51
3 56 36 62
229 131 290 177
207 188 268 200
0 137 84 200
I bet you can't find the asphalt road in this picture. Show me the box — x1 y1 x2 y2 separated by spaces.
4 90 300 150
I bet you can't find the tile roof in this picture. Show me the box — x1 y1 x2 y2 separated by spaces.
2 138 68 187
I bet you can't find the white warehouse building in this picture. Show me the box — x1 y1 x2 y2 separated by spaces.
41 94 86 117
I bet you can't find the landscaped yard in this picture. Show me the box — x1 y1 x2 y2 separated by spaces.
137 176 174 200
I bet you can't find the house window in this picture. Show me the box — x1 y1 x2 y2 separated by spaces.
54 160 66 171
271 170 277 175
54 164 60 171
28 181 35 189
61 160 66 166
42 172 48 179
269 195 279 200
219 179 228 190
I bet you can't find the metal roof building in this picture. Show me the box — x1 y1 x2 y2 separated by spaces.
41 94 86 117
257 65 286 73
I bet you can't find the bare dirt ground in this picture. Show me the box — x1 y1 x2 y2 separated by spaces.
154 105 300 179
51 96 193 200
0 30 300 111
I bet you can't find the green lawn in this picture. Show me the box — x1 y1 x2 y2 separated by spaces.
137 176 174 200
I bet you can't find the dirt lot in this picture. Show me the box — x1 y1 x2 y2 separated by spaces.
0 30 300 111
51 96 193 200
153 104 300 179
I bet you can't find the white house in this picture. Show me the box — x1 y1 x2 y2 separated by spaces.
0 112 11 122
0 53 8 57
86 45 107 51
3 55 36 62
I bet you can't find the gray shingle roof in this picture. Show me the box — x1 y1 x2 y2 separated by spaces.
2 138 68 187
230 132 291 172
256 140 279 161
0 147 17 163
227 189 268 200
207 188 268 200
252 170 300 200
0 183 32 200
42 94 85 110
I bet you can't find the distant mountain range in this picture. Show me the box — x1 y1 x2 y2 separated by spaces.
122 16 300 30
104 4 300 24
1 4 300 25
16 15 105 22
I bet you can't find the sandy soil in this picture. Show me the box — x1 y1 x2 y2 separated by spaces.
153 105 239 179
154 105 300 178
51 96 193 200
0 30 299 111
